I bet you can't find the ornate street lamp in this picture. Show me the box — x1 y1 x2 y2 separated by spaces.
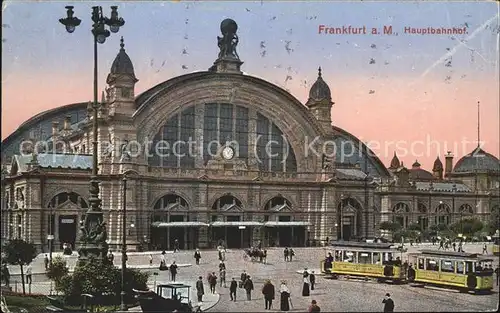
59 5 125 264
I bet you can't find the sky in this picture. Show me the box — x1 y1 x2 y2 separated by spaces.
2 0 499 170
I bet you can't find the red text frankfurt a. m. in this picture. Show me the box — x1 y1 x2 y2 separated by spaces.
404 26 467 35
318 25 367 34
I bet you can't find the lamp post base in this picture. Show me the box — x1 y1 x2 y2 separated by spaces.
120 291 128 311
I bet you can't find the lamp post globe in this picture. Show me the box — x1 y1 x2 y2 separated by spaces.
96 34 107 44
109 25 120 33
66 25 76 33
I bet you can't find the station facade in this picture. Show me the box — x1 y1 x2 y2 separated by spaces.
1 21 499 252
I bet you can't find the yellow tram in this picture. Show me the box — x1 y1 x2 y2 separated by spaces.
320 241 404 283
492 233 499 256
408 250 494 293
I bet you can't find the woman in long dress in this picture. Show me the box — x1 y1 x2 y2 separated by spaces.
279 281 290 311
302 270 310 296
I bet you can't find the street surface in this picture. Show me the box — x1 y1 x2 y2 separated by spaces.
4 243 499 312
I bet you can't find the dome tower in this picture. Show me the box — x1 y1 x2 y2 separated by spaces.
305 67 334 133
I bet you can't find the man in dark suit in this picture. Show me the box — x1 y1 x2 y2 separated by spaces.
230 278 238 301
382 293 395 312
310 271 316 290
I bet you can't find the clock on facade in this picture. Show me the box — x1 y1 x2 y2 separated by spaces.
222 146 235 160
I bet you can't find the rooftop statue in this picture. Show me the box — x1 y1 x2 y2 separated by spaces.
217 19 240 60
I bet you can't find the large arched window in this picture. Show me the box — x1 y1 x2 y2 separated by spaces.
264 196 292 222
458 204 474 217
435 202 452 226
392 203 411 228
212 195 243 211
48 192 88 209
148 103 297 172
152 194 190 223
417 202 428 230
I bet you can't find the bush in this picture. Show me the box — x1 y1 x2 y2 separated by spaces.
58 258 149 306
450 218 484 237
46 256 69 285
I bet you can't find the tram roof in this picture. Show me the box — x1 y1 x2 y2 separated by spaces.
329 241 395 250
416 250 493 261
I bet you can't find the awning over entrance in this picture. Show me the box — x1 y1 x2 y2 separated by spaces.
264 221 310 227
210 221 263 227
151 222 209 228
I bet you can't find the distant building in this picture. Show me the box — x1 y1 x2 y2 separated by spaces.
1 22 499 252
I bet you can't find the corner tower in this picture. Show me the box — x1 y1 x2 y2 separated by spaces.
106 37 138 116
306 67 334 132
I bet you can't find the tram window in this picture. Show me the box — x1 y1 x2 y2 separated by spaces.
373 253 381 264
456 261 465 274
440 260 455 273
418 258 425 270
345 251 355 262
359 252 371 264
426 259 438 271
474 262 483 271
465 261 474 274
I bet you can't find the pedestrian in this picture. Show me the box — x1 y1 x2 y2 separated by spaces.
174 239 179 252
495 266 499 286
310 271 316 290
108 252 114 264
194 249 201 265
438 240 444 250
452 241 456 251
262 279 275 310
209 272 217 294
308 299 320 312
482 243 488 254
243 275 254 300
302 269 310 296
193 276 204 303
44 254 49 270
149 254 153 266
169 261 178 281
230 277 238 301
219 261 226 272
382 293 395 312
289 248 295 261
279 281 291 311
26 263 33 285
218 249 223 262
1 263 10 287
220 269 227 288
263 249 267 264
240 270 247 288
284 248 289 262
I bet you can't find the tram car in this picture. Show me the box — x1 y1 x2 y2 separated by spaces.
491 232 499 256
133 283 201 312
408 250 494 294
320 241 405 283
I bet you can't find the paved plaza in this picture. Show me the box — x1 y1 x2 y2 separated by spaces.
4 243 499 312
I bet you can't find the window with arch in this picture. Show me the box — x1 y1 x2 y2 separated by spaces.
458 204 474 217
152 194 190 223
264 196 292 222
417 202 428 230
147 103 297 172
48 192 88 209
392 203 411 228
47 192 88 235
211 195 244 222
212 195 243 211
435 202 452 225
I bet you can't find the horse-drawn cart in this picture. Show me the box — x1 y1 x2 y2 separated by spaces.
133 283 201 313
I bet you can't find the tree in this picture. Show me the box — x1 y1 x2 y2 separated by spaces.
378 221 402 241
450 218 484 238
3 239 37 295
57 258 149 305
407 223 421 232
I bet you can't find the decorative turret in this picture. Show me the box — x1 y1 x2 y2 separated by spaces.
305 67 334 132
444 151 454 178
106 37 138 115
412 160 421 169
432 156 443 180
389 152 400 169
